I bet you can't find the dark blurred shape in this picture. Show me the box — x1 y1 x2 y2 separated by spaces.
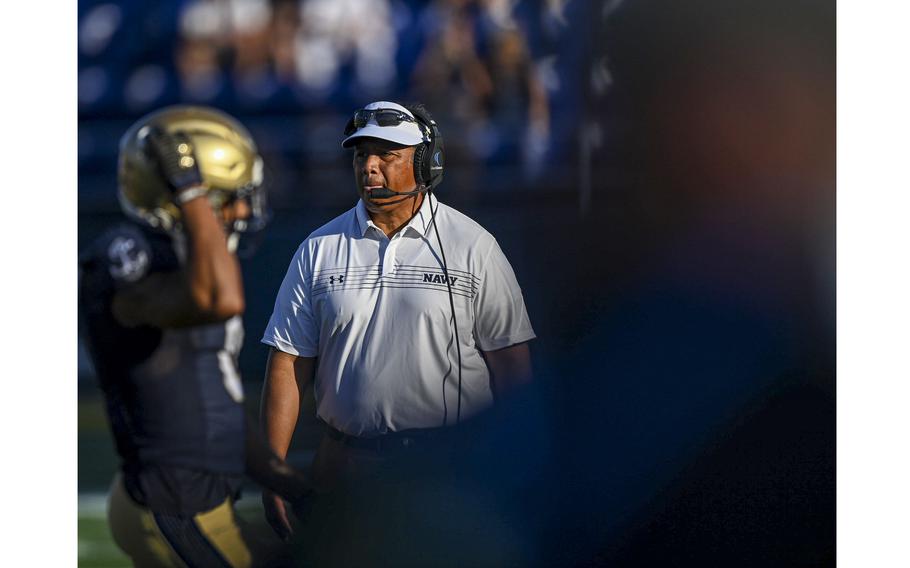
551 0 835 563
574 0 835 563
287 384 553 568
607 374 835 566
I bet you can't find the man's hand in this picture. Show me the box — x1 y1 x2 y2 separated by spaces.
262 490 293 541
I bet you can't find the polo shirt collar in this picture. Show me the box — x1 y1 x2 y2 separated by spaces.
407 192 439 237
355 199 373 236
355 193 439 238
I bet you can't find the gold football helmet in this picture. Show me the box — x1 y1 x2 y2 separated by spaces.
118 105 268 235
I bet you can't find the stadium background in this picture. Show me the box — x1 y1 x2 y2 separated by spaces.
78 0 836 565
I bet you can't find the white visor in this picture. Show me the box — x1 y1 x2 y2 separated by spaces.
342 101 426 148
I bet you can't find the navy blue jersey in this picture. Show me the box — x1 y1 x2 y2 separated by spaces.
79 222 245 514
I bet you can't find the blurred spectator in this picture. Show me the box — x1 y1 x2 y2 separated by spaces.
79 3 124 58
79 66 112 109
176 0 231 103
410 0 550 180
294 0 398 96
123 64 171 110
175 0 279 106
227 0 277 104
176 39 226 103
269 0 301 85
481 27 550 175
541 0 570 27
411 1 493 158
479 0 519 30
78 2 139 112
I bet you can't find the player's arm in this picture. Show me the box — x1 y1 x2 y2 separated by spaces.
112 129 244 329
482 342 533 399
259 348 316 539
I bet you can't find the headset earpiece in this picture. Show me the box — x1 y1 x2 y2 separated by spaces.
409 107 445 191
413 144 429 188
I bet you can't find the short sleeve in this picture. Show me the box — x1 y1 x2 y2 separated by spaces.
472 239 536 351
261 242 319 357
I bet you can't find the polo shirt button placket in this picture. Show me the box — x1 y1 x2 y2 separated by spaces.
382 236 399 277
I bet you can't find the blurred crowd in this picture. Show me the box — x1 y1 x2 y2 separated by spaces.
79 0 586 181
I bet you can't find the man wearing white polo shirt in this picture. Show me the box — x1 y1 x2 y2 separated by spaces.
258 101 535 539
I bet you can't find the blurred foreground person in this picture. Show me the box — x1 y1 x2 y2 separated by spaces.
258 101 536 558
526 0 836 564
79 106 312 567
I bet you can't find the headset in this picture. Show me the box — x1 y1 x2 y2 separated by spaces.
408 105 445 193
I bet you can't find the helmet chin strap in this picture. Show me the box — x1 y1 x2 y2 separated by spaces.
223 208 250 253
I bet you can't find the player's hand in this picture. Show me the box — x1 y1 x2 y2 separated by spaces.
262 490 293 541
144 126 204 193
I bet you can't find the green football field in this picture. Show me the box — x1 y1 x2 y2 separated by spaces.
78 501 129 567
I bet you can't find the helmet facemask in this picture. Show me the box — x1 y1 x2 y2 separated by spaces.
218 168 272 257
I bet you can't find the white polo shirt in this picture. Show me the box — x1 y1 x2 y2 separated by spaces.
262 193 535 436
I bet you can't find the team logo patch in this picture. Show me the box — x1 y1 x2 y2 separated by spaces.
107 236 149 282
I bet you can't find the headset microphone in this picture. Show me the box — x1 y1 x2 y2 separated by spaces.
366 186 425 199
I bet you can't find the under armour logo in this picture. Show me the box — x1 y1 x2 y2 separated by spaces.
329 275 345 284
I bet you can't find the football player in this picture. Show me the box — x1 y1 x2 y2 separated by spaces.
79 106 310 567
